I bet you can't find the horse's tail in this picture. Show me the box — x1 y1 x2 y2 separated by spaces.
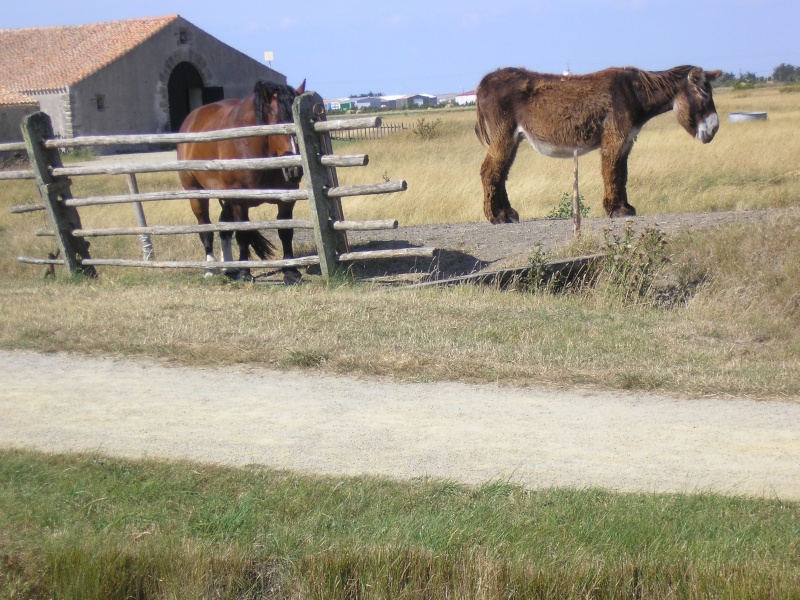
474 94 492 147
236 230 276 260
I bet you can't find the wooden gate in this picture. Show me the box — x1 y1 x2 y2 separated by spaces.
3 91 434 280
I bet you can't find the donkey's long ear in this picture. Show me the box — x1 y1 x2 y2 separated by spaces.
296 79 306 95
705 70 723 82
689 67 705 86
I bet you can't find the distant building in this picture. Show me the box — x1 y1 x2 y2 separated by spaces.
455 91 477 105
0 15 287 143
353 96 382 109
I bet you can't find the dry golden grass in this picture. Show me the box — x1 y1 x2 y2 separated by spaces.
337 86 800 223
0 87 798 397
2 86 798 280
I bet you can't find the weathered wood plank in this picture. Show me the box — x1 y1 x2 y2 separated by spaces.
41 117 381 149
294 92 344 278
338 247 437 261
61 188 309 208
332 219 398 231
0 141 27 152
326 180 407 198
79 256 320 269
21 112 95 277
407 254 607 289
9 202 45 214
0 169 36 180
69 219 315 237
50 153 367 177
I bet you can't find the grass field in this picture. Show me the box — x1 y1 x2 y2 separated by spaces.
1 86 799 597
2 450 798 599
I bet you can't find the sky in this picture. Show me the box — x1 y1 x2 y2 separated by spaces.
3 0 798 99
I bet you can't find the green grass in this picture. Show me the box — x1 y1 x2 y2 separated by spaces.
2 449 798 598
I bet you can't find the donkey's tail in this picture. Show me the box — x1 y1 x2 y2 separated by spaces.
236 230 276 260
474 96 492 147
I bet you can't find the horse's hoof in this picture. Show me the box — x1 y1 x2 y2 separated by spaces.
283 268 302 286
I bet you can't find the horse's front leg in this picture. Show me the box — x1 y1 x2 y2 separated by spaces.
189 197 219 277
219 201 244 279
277 200 301 285
601 140 636 217
479 133 521 224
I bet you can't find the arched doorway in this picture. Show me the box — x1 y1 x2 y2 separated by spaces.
167 62 223 131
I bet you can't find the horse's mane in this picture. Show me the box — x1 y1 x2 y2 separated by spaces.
633 65 695 102
253 81 298 125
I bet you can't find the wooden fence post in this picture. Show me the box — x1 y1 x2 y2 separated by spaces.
126 173 155 260
572 149 582 238
293 92 347 279
21 112 96 277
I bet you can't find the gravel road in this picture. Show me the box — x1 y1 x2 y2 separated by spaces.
2 350 798 499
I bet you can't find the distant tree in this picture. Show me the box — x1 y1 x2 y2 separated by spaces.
714 71 736 87
350 91 384 98
772 63 799 83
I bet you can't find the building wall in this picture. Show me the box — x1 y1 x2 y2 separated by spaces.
69 16 288 138
0 103 39 142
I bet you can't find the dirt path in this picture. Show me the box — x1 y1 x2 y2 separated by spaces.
2 350 798 499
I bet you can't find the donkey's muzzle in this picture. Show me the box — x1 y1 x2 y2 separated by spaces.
696 112 720 144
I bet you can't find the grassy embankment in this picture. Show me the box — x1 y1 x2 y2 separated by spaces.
0 86 799 597
1 88 799 396
2 450 798 598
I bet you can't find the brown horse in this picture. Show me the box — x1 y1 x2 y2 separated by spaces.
476 65 722 222
177 80 305 282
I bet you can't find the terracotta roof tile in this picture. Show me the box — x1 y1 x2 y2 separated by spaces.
0 85 38 106
0 15 178 94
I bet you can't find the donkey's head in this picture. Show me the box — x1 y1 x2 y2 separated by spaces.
674 68 722 144
254 80 306 184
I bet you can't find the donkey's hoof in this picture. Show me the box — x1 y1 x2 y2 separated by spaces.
609 204 637 218
283 268 302 286
491 209 520 224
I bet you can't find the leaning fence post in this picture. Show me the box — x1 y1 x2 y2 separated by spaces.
572 149 582 238
293 92 347 279
21 112 96 277
125 173 155 260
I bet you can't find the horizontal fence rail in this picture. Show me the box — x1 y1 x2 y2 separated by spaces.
330 122 407 141
11 181 407 213
42 117 382 149
6 93 435 281
35 219 400 238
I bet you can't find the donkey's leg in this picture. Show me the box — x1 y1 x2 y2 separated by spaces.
189 197 218 277
277 200 301 285
480 132 521 224
601 141 636 217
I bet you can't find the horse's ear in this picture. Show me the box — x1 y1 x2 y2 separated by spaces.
296 79 306 95
705 70 723 83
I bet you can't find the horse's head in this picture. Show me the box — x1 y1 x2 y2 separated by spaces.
674 68 722 144
254 80 307 184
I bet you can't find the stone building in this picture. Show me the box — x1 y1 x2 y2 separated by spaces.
0 15 288 142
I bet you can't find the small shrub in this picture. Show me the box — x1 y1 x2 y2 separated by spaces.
411 117 442 140
546 192 590 219
601 226 670 303
520 246 563 293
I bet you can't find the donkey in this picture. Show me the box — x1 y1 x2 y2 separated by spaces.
475 65 722 222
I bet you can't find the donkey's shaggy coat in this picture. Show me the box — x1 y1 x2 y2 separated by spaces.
476 65 722 222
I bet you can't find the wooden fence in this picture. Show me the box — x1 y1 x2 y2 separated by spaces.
2 91 434 281
329 122 407 142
